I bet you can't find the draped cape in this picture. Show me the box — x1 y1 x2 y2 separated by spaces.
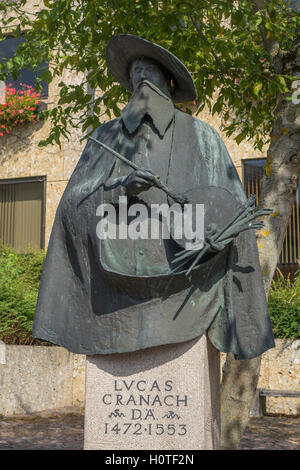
33 109 275 359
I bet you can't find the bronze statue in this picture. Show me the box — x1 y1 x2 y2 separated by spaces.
33 34 275 359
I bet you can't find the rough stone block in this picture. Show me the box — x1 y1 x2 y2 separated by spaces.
84 335 220 450
0 345 73 415
0 341 5 365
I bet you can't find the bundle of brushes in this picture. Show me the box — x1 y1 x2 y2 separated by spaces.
172 194 273 277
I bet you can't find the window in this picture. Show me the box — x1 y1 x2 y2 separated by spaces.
0 34 48 98
0 176 46 253
243 158 300 268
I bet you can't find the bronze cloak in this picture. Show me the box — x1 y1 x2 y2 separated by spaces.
33 109 275 359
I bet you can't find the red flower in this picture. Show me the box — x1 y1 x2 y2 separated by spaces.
0 133 3 136
0 83 41 130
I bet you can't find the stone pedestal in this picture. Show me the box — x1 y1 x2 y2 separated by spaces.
84 335 220 450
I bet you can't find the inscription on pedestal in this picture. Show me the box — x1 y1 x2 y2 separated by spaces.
102 379 188 438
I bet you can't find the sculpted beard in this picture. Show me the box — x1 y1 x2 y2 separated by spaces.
121 80 175 136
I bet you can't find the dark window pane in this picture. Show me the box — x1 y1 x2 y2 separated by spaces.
0 35 48 97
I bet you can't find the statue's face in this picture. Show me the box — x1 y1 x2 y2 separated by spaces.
130 57 172 97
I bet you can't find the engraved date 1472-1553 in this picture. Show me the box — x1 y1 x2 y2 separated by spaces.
104 422 187 436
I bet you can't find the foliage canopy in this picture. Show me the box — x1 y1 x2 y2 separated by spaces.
0 1 299 148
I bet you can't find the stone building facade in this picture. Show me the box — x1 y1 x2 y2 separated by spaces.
0 77 86 249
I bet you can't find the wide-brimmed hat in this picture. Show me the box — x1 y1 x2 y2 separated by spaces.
106 34 197 103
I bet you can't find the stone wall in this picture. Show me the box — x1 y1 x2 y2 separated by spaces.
0 0 86 246
220 339 300 416
257 339 300 415
0 340 299 416
0 344 85 416
0 72 87 246
72 352 86 407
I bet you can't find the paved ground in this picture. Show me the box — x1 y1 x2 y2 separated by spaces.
0 407 84 450
239 415 300 450
0 407 299 450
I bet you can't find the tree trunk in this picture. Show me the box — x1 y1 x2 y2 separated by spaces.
220 354 261 450
220 36 300 450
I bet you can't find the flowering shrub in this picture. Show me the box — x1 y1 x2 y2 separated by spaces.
0 83 41 136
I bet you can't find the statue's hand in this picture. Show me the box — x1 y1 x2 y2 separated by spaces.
205 237 227 252
205 223 231 253
122 169 157 197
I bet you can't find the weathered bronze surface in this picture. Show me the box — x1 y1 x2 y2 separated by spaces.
33 34 275 359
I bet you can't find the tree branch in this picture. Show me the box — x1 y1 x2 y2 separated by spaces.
251 0 284 73
188 13 229 76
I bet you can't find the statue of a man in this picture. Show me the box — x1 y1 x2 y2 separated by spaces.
33 34 275 359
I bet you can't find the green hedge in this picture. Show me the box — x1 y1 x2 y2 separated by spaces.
268 269 300 339
0 244 47 345
0 244 299 344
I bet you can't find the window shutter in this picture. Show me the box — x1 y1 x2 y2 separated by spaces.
243 159 300 266
0 178 45 252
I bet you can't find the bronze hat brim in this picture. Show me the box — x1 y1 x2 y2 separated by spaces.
106 34 197 103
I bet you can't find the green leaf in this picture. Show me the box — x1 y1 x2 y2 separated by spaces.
278 76 287 89
235 132 246 145
254 82 263 96
40 70 52 84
